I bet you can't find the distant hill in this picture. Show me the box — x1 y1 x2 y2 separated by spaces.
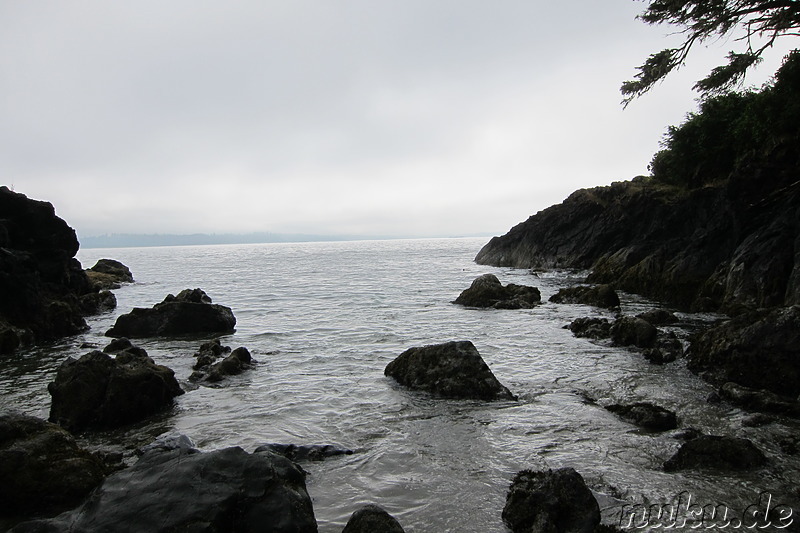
78 232 383 249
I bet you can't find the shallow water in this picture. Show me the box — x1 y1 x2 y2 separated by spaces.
2 237 798 531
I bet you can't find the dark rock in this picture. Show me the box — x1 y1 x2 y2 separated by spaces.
642 332 682 364
742 413 774 427
550 284 620 309
79 289 116 314
191 342 254 384
610 316 657 348
0 413 105 521
688 306 800 397
254 443 354 462
606 402 678 431
474 171 800 312
48 341 184 433
453 274 541 309
568 317 611 340
11 446 318 533
673 427 703 441
0 187 96 351
663 435 767 472
88 258 133 282
137 434 197 456
502 467 600 533
718 382 800 417
342 504 405 533
106 288 236 338
636 309 678 325
192 338 232 370
384 341 515 401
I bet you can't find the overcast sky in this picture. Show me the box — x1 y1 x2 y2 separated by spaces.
1 1 793 240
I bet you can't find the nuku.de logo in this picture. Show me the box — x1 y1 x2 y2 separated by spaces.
618 491 794 529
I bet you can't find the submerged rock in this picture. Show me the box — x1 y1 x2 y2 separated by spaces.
254 443 353 462
606 402 678 431
48 340 184 433
342 504 405 533
568 317 612 340
688 305 800 397
549 284 620 309
0 413 105 522
384 341 515 401
502 468 600 533
635 309 678 325
190 339 254 384
106 288 236 338
11 446 318 533
663 435 767 472
453 274 541 309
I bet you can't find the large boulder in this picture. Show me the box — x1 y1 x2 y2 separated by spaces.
568 317 611 340
342 504 405 533
0 187 95 351
687 306 800 397
605 402 678 431
502 468 600 533
85 258 133 290
0 413 105 523
549 284 620 309
384 341 515 401
609 316 657 349
453 274 541 309
11 446 318 533
48 339 184 432
663 435 767 472
106 288 236 338
718 382 800 417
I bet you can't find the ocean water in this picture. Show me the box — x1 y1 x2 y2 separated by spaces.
2 237 799 531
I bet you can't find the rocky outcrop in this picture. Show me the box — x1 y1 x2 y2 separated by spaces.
718 382 800 417
85 258 133 290
605 402 678 431
190 339 254 384
453 274 541 309
549 284 620 309
11 446 318 533
502 468 600 533
687 306 800 397
106 288 236 338
475 176 800 313
254 443 354 462
0 187 102 353
342 504 405 533
385 341 515 401
48 339 184 432
663 435 767 472
0 413 105 524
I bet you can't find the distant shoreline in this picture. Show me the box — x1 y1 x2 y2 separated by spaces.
78 232 496 249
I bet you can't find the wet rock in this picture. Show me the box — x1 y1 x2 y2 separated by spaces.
502 467 600 533
550 284 620 309
190 340 254 384
688 306 800 397
453 274 541 309
137 434 197 456
741 413 774 427
568 317 611 340
0 413 105 521
642 332 683 364
10 446 318 533
635 309 678 325
610 316 657 349
663 435 767 472
342 504 405 533
79 290 116 314
606 402 678 431
105 288 236 338
192 338 231 370
48 341 184 433
255 443 353 462
85 259 133 290
384 340 515 401
718 382 800 417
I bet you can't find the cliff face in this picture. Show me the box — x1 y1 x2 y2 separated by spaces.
0 186 93 352
476 173 800 312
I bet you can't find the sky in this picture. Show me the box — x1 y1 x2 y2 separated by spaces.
1 1 795 240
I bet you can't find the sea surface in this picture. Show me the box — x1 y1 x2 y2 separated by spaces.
2 237 799 531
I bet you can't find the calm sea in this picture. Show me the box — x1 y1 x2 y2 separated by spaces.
2 238 798 531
